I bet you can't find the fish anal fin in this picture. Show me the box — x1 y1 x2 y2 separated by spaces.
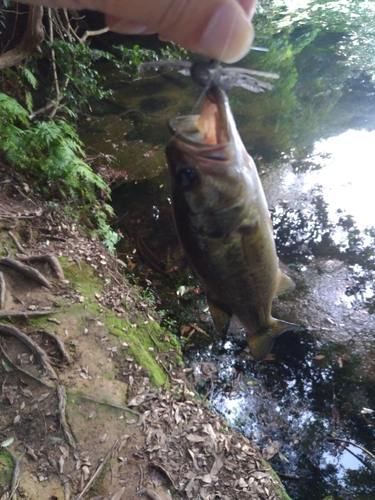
207 297 232 338
275 270 295 297
247 319 298 361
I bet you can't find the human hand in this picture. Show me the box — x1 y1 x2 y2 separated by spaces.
26 0 257 63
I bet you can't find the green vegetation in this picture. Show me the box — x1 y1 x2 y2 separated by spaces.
61 258 182 387
0 450 13 491
0 5 187 252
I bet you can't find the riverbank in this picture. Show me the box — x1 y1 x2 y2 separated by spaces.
0 169 290 500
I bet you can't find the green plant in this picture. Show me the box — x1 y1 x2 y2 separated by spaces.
0 92 120 251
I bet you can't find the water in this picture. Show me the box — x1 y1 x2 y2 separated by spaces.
81 1 375 498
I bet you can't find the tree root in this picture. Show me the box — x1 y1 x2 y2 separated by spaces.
0 310 57 319
17 254 65 280
57 385 76 449
75 394 140 417
8 231 28 255
0 258 51 288
73 438 119 500
7 449 25 500
0 271 6 309
36 329 71 364
0 324 57 379
0 344 55 388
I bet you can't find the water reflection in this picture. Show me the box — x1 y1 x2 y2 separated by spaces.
84 1 375 498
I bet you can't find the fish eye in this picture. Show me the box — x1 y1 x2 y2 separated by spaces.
176 168 199 189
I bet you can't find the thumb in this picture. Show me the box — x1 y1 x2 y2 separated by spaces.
90 0 254 63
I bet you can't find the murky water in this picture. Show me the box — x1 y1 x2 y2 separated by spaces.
81 1 375 498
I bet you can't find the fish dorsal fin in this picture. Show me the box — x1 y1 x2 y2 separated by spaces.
275 270 295 297
246 318 298 361
207 297 232 338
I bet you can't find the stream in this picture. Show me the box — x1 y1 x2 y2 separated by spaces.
80 1 375 498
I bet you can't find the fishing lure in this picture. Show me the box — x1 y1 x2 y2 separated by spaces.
139 59 279 93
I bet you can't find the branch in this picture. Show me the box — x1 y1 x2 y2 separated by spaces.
80 27 110 43
0 6 44 71
327 436 375 461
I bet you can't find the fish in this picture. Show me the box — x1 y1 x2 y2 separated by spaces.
165 86 297 361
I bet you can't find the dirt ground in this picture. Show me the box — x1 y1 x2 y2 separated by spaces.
0 170 290 500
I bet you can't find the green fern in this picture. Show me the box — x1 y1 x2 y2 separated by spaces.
0 92 119 252
20 67 38 90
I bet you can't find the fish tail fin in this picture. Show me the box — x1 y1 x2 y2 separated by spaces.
247 319 298 361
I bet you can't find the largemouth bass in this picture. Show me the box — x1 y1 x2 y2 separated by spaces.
166 86 297 361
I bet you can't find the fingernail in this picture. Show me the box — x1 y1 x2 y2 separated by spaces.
198 5 254 63
106 15 150 34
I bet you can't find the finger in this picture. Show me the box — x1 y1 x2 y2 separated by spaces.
85 0 254 63
237 0 257 19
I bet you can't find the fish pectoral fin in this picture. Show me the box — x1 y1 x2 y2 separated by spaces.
275 270 295 297
247 319 298 361
207 297 232 338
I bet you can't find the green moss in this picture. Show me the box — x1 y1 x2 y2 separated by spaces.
0 450 13 488
259 458 291 500
60 258 102 300
58 258 183 388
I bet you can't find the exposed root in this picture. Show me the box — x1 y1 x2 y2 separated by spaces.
73 439 119 500
0 271 6 309
7 449 25 500
0 324 57 379
57 385 76 449
0 310 57 319
17 254 65 280
0 344 55 388
0 258 51 288
8 231 28 255
75 394 141 417
37 329 71 364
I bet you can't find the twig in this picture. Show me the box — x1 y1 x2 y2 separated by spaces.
8 231 28 255
0 310 57 319
73 438 119 500
17 254 65 280
7 449 25 500
75 394 140 417
0 324 57 379
57 385 76 449
138 464 144 490
36 329 71 364
80 26 109 43
327 436 375 461
0 271 6 309
0 258 51 288
0 344 55 388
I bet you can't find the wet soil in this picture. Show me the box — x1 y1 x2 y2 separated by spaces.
0 170 290 500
